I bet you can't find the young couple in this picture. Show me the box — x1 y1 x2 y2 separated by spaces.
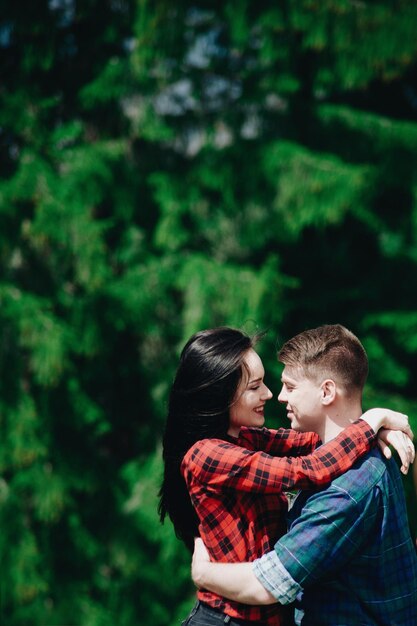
159 324 417 625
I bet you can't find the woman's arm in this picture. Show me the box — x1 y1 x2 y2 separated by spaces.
237 409 413 473
237 427 320 456
182 412 413 494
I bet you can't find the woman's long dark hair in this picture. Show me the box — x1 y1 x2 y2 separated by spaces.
158 327 257 551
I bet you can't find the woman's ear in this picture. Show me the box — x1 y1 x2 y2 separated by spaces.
320 379 336 405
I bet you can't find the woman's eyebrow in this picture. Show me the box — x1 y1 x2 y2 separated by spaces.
248 376 262 385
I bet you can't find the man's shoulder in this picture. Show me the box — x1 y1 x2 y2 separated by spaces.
290 449 394 523
325 448 393 500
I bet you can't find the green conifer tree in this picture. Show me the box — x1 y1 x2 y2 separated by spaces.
0 1 417 625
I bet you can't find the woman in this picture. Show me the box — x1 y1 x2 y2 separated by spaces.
159 327 412 626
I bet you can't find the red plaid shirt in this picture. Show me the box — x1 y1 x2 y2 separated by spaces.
181 419 376 625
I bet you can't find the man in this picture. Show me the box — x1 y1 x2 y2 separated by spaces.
192 324 417 625
413 454 417 547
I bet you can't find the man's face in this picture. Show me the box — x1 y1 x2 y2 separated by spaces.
278 365 324 432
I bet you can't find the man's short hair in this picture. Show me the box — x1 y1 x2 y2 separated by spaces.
278 324 369 394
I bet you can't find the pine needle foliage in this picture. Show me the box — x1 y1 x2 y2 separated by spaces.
0 1 417 624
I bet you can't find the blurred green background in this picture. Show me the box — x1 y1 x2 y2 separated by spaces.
1 1 417 624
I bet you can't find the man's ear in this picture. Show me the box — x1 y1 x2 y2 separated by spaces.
321 379 336 405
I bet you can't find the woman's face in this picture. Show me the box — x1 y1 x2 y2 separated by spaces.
227 348 273 437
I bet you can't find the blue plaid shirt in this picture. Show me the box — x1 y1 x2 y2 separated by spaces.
253 449 417 625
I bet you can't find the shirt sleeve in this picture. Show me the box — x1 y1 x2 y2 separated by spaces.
182 419 376 494
253 550 301 604
238 427 320 456
253 480 379 602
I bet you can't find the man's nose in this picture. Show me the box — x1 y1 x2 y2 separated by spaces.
278 386 286 403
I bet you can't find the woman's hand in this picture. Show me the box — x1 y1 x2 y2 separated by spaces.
361 408 413 439
377 428 415 474
360 408 414 474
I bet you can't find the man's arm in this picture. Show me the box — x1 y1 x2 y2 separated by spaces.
192 538 277 605
192 456 384 606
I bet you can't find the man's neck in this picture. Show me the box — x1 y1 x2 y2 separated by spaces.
317 404 363 444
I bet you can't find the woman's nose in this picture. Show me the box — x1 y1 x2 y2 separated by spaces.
262 385 273 400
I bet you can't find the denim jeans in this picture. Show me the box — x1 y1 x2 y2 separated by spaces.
181 601 265 626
